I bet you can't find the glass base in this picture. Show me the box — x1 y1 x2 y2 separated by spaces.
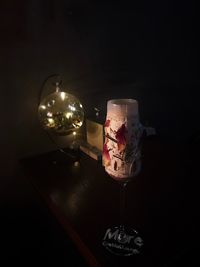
102 226 144 256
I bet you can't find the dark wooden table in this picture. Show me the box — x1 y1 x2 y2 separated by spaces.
20 136 199 267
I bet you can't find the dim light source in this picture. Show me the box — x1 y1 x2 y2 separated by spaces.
38 78 84 135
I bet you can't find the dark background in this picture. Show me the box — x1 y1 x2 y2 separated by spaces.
0 0 199 265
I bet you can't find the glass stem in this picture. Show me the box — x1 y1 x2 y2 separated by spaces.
119 182 127 232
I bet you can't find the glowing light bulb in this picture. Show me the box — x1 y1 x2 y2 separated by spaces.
69 105 76 111
40 105 46 110
65 112 73 119
47 112 53 117
60 92 66 101
47 118 55 127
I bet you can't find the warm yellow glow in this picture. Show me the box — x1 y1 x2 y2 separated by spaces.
72 121 83 128
40 105 46 110
73 131 77 136
60 92 66 101
65 112 73 119
38 90 84 134
69 105 76 111
47 118 55 126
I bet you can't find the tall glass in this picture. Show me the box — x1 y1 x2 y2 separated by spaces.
102 99 144 256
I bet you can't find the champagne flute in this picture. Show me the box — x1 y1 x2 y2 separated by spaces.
102 99 144 256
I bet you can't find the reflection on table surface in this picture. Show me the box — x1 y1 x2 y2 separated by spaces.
21 137 200 267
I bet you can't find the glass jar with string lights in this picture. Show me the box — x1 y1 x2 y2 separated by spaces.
38 74 84 157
